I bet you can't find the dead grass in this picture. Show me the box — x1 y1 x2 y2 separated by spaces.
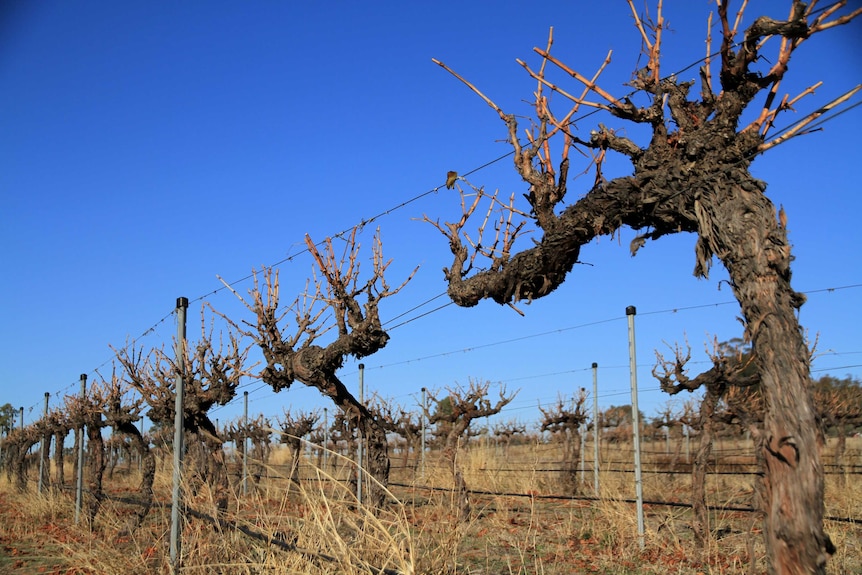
0 436 859 574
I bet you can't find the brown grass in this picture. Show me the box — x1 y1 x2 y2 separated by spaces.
0 436 859 574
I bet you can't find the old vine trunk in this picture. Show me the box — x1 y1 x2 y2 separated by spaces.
701 173 829 572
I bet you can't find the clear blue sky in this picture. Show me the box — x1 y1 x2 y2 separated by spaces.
2 1 860 433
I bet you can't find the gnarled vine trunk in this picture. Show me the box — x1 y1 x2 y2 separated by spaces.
38 431 51 491
53 428 67 489
85 423 106 523
700 173 830 572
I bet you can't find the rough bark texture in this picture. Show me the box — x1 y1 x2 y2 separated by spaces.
693 158 830 573
52 427 66 489
433 3 857 572
85 421 107 523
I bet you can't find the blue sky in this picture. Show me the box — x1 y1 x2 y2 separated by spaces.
2 1 860 433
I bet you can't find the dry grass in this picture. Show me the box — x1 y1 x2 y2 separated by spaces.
0 436 860 574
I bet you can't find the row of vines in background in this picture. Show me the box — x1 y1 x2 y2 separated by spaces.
2 369 860 521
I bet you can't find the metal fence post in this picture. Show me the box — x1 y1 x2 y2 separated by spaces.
626 306 645 550
592 362 600 497
243 391 249 496
323 407 329 470
74 374 87 524
356 363 364 506
38 392 49 493
684 423 691 464
420 387 427 479
170 297 188 573
139 416 146 471
579 422 586 485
